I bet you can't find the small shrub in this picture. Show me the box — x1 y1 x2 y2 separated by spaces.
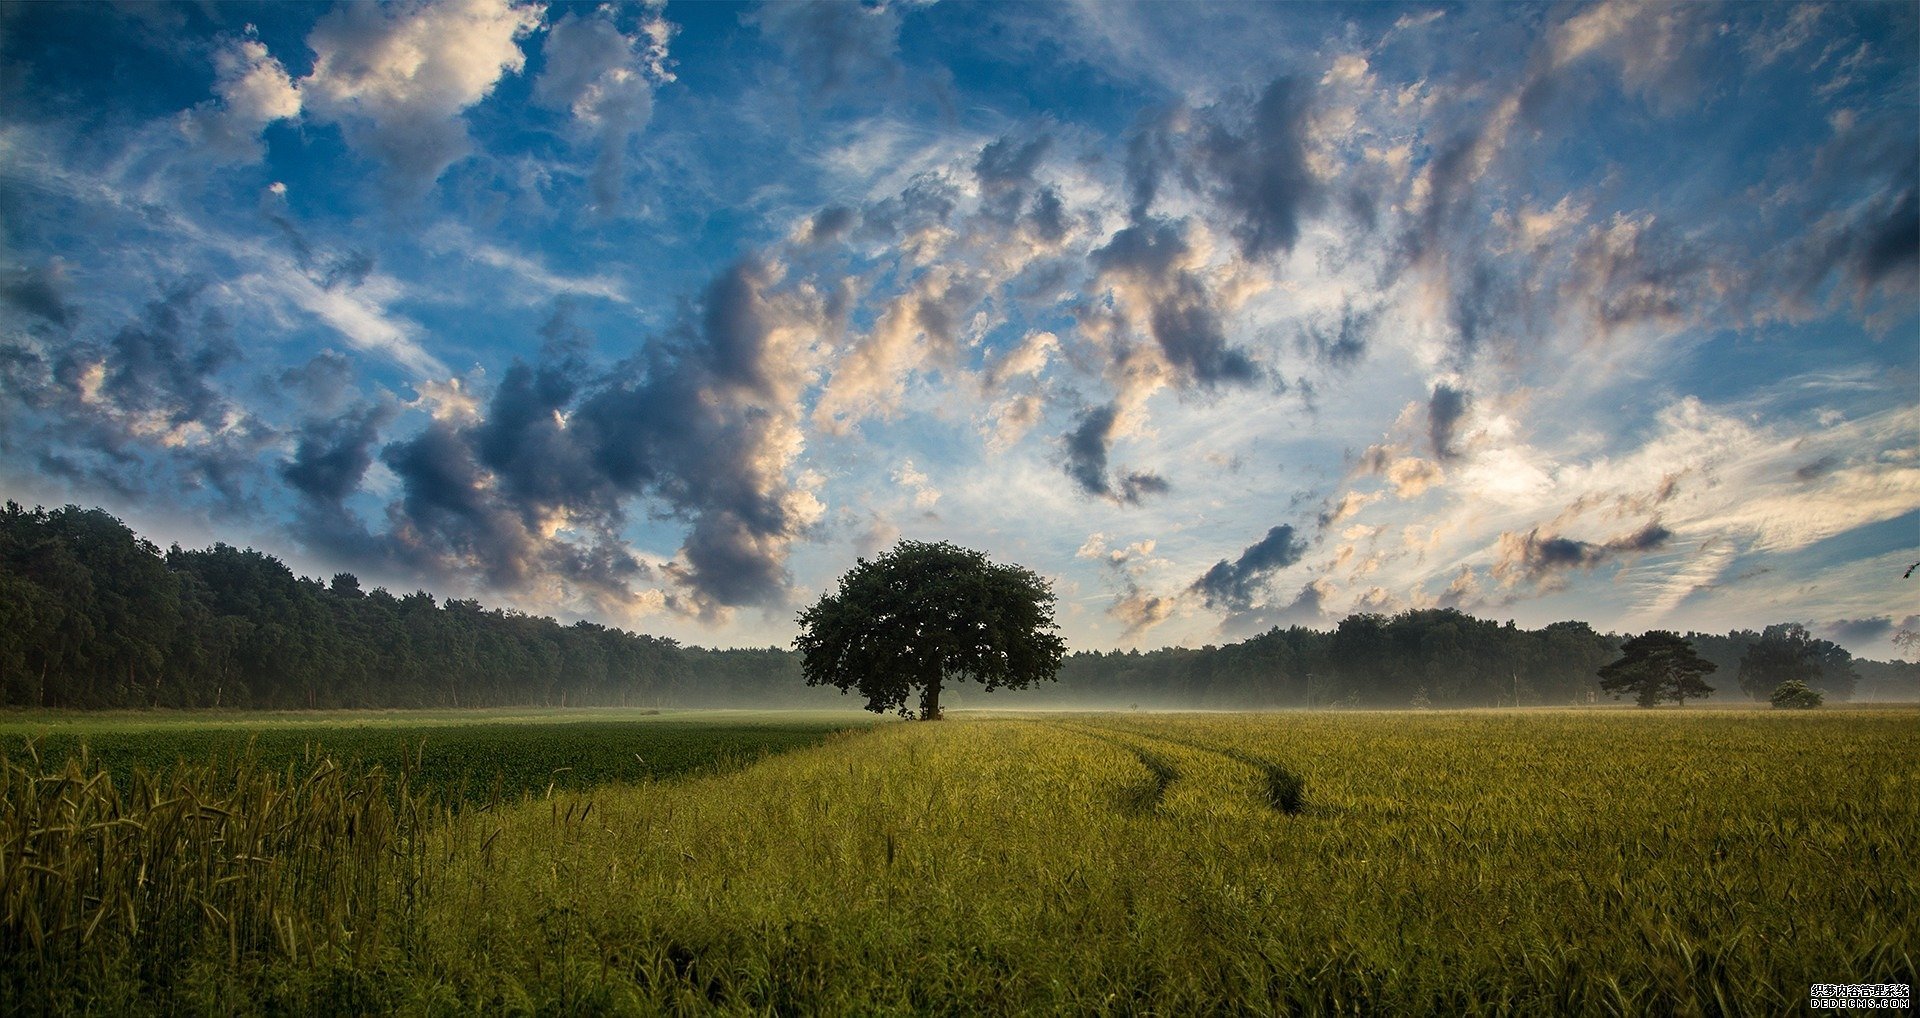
1769 679 1823 709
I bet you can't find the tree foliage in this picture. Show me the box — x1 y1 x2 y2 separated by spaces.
795 540 1065 719
0 503 692 709
1769 679 1824 709
1598 631 1717 707
1736 623 1857 702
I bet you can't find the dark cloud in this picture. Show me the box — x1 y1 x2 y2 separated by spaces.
1122 108 1180 220
973 133 1055 229
1025 186 1069 245
1495 520 1673 585
1427 383 1470 461
975 133 1052 193
89 285 237 428
1193 76 1321 261
1610 521 1673 553
1091 220 1257 386
1751 109 1920 312
1063 402 1118 498
1117 471 1169 503
1821 616 1895 649
1 263 76 328
805 205 857 245
1794 454 1841 482
1060 403 1170 505
0 286 269 509
364 263 823 614
751 0 902 97
1217 578 1329 638
1190 524 1307 611
1853 185 1919 289
282 401 394 504
700 257 785 395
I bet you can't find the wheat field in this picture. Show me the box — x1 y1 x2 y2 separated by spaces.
4 709 1915 1013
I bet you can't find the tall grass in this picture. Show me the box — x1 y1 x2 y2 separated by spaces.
0 743 449 1012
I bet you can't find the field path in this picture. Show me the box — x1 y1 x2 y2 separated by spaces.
1041 718 1308 818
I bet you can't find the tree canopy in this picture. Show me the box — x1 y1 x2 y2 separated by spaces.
1598 631 1717 707
1736 623 1857 702
794 540 1065 719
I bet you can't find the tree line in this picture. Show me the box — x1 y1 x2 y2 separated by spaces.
0 503 829 709
1 503 1914 710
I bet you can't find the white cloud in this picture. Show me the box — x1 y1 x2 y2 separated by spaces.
179 34 302 165
300 0 545 195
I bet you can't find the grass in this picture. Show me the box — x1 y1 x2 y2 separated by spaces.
3 708 1915 1013
0 709 872 802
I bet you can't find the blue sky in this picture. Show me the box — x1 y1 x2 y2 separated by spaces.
1 0 1915 654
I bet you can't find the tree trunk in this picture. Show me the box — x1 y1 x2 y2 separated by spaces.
920 670 943 721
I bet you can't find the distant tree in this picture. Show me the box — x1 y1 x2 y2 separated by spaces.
1769 679 1823 709
1598 631 1717 707
794 540 1065 719
1737 623 1856 702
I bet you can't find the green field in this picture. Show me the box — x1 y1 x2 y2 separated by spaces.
0 708 873 802
4 708 1915 1013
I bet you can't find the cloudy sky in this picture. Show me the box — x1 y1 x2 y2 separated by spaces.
1 0 1915 655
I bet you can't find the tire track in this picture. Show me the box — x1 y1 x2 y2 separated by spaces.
1055 720 1309 817
1044 723 1179 814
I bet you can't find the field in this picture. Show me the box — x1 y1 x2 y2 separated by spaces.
3 708 1915 1014
0 709 873 802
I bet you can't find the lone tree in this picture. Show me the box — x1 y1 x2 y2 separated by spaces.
795 540 1066 719
1597 631 1717 707
1769 679 1824 709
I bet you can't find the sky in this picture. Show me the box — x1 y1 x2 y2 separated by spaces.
0 0 1915 656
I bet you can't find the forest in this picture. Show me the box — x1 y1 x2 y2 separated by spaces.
2 503 1913 710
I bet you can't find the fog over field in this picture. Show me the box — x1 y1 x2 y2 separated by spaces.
1 1 1914 659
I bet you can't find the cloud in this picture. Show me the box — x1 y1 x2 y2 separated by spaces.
1192 76 1323 261
1189 524 1307 611
1427 383 1470 461
0 285 270 507
1820 615 1896 650
1061 401 1168 505
750 0 905 97
300 0 544 198
891 459 940 510
1321 490 1382 527
179 34 302 165
1493 519 1673 588
974 133 1052 193
1386 456 1444 498
1063 403 1119 497
982 330 1057 390
1090 219 1257 387
801 205 858 245
283 400 397 504
1 262 76 329
1298 302 1374 368
813 265 972 432
1110 582 1176 636
533 4 676 210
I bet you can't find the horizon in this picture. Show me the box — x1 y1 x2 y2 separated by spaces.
1 1 1915 658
